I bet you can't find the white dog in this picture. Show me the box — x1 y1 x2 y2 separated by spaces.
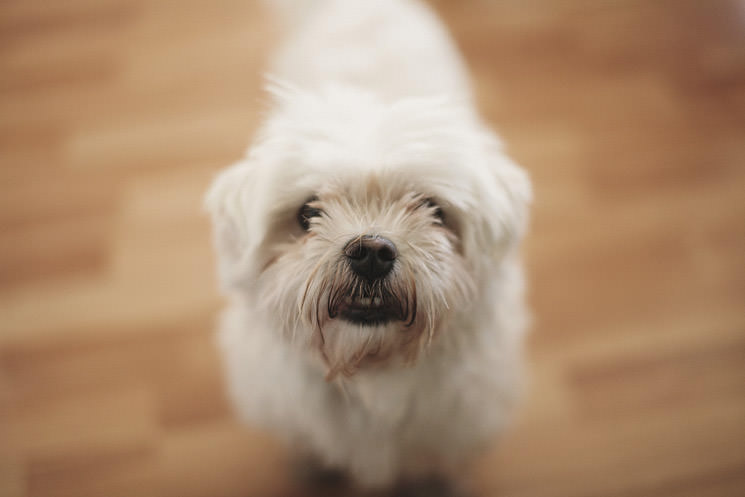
206 0 531 492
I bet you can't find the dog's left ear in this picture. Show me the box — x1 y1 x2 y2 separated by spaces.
204 158 262 291
465 130 532 261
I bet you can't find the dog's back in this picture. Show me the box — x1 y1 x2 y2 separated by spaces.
265 0 472 101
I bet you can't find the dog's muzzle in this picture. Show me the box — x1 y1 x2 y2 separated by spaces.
327 236 413 327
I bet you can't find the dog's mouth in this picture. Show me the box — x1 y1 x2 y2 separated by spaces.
337 295 401 326
325 280 415 328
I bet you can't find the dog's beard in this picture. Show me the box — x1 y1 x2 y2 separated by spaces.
298 257 429 379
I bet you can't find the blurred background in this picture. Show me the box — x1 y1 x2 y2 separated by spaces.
1 0 744 496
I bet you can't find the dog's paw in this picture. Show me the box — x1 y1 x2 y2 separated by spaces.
392 475 470 497
291 455 351 492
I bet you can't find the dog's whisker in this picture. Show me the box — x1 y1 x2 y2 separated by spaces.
300 255 329 315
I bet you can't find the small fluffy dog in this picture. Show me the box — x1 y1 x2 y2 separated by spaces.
206 0 531 492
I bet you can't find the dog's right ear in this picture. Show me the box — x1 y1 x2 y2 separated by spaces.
204 159 262 291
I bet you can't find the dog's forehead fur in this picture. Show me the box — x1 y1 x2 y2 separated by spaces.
257 85 526 228
255 84 488 203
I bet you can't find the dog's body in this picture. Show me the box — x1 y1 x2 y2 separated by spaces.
207 0 530 490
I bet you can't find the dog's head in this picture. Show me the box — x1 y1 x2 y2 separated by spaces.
206 83 530 378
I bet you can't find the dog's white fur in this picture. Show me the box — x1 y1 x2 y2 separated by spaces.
206 0 531 489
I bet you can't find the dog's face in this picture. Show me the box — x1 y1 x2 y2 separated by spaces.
207 84 530 378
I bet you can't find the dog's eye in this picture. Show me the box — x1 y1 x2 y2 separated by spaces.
423 198 445 224
298 198 322 231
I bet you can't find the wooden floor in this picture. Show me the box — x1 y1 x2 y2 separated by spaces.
2 0 744 496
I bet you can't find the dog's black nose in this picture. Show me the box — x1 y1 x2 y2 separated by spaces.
344 236 397 280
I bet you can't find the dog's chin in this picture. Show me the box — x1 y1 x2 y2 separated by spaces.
310 288 425 377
